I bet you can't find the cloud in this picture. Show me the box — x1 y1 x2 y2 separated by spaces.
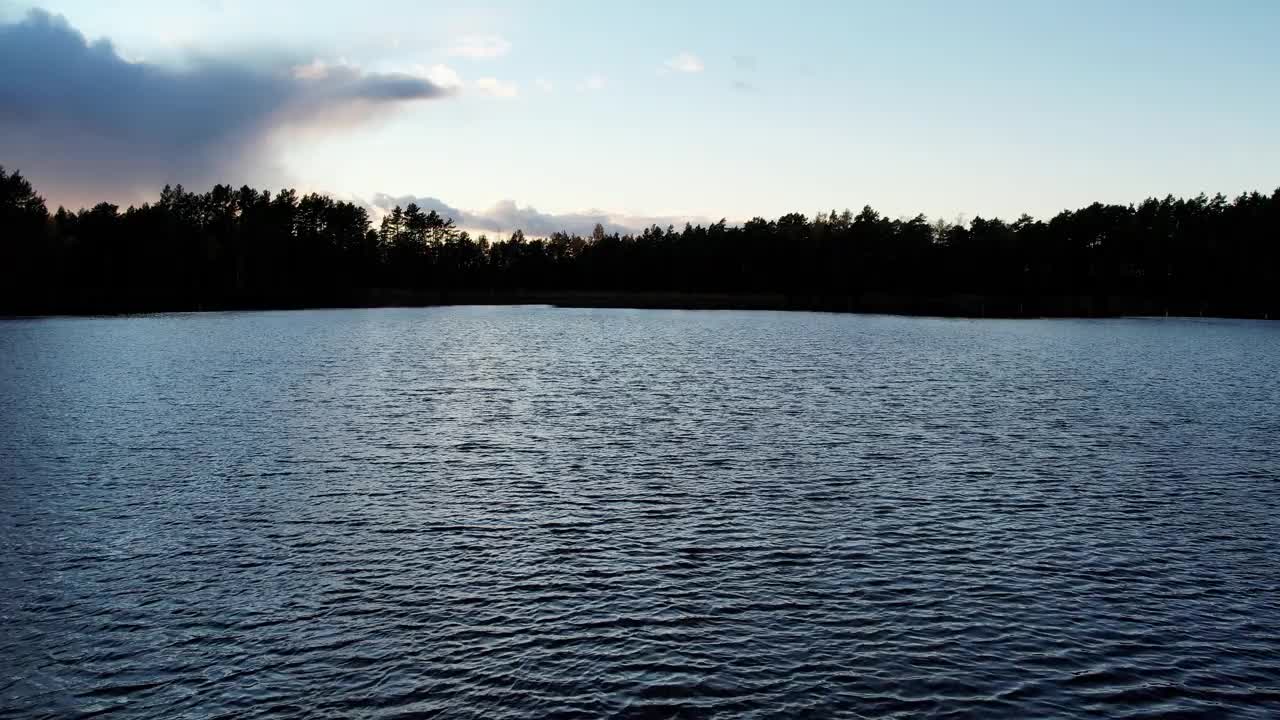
419 63 463 90
0 9 455 208
372 193 713 237
445 34 511 59
664 52 704 74
578 73 607 91
535 77 554 92
475 77 518 98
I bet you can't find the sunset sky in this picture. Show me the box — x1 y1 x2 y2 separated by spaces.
2 0 1277 234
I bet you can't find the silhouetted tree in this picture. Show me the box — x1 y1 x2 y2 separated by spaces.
1 172 1277 318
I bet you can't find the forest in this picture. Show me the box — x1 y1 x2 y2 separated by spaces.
1 166 1277 318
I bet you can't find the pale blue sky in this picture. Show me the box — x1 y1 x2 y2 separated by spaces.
3 0 1278 229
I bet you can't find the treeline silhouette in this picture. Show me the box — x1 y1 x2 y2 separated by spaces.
2 167 1277 318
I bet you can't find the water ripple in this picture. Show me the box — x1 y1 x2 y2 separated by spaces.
1 308 1279 718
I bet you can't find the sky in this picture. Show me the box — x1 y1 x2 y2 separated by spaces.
1 0 1278 234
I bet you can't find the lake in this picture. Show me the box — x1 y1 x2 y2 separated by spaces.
1 307 1278 718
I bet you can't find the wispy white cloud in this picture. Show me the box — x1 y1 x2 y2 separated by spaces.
535 77 553 92
445 34 511 59
475 76 518 98
578 72 607 91
418 63 463 90
664 52 704 73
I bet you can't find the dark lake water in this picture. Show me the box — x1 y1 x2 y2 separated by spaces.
2 307 1279 719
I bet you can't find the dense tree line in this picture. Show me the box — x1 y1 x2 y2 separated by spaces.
2 167 1277 317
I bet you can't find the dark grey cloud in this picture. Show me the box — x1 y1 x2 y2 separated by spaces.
372 193 713 237
0 9 454 208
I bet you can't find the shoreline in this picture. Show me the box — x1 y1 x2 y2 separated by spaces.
2 289 1273 321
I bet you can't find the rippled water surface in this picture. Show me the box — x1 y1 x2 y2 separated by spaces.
2 308 1279 719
